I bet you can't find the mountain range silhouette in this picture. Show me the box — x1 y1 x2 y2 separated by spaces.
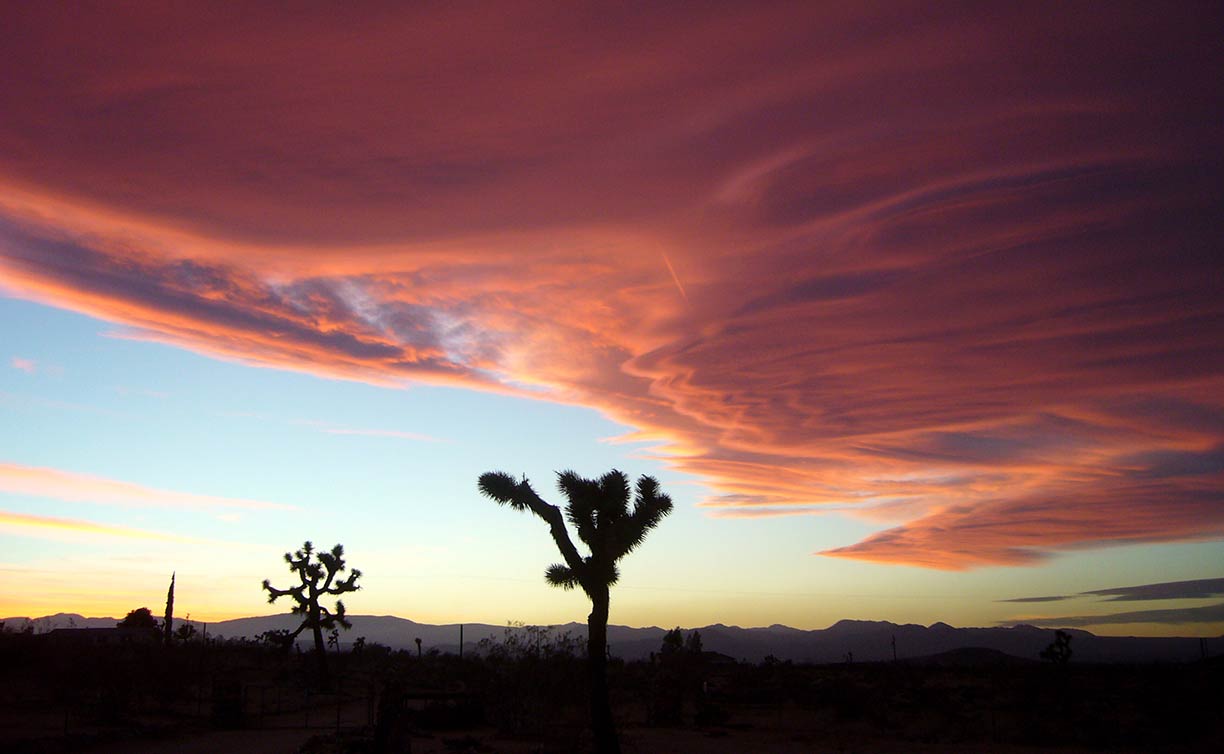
8 612 1220 664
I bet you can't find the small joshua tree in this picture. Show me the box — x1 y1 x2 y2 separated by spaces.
479 469 673 754
262 541 361 687
174 622 198 643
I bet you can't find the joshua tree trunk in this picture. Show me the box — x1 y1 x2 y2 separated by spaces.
588 586 619 754
312 610 329 687
478 471 671 754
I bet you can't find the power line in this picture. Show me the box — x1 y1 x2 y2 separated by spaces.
429 571 981 601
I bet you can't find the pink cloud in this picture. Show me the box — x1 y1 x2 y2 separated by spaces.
822 472 1224 570
0 4 1221 568
10 357 36 374
0 462 296 512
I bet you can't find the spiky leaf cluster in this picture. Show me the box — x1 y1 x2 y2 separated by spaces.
262 541 362 640
478 469 672 597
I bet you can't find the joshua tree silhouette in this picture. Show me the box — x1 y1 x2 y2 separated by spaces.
478 469 673 754
262 541 362 687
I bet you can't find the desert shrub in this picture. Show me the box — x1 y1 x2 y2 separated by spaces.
476 623 585 734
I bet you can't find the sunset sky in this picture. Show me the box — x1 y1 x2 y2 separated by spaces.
1 3 1221 636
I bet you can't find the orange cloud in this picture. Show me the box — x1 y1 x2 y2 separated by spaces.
0 462 296 512
822 473 1224 570
1 3 1221 568
0 509 188 542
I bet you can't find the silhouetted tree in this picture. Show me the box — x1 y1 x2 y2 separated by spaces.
162 572 175 647
479 469 673 754
1040 629 1073 665
653 628 706 725
261 541 362 687
685 629 703 655
118 607 159 635
174 622 198 643
661 627 684 656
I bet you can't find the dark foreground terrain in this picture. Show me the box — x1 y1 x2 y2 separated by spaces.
2 628 1220 753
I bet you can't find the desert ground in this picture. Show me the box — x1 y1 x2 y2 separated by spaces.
3 630 1220 753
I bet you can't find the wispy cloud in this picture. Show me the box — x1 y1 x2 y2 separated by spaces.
998 595 1074 604
0 509 191 542
293 419 450 443
1005 601 1224 628
705 505 829 519
1002 577 1224 604
10 357 36 374
113 385 169 399
0 390 121 417
1083 577 1224 602
0 4 1221 568
820 477 1224 570
321 428 449 443
0 462 296 511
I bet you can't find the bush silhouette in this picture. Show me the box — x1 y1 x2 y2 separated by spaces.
651 627 708 725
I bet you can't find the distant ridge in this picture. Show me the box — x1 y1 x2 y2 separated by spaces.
5 612 1220 664
900 646 1035 668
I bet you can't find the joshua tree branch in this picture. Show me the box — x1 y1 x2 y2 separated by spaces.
479 472 587 576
